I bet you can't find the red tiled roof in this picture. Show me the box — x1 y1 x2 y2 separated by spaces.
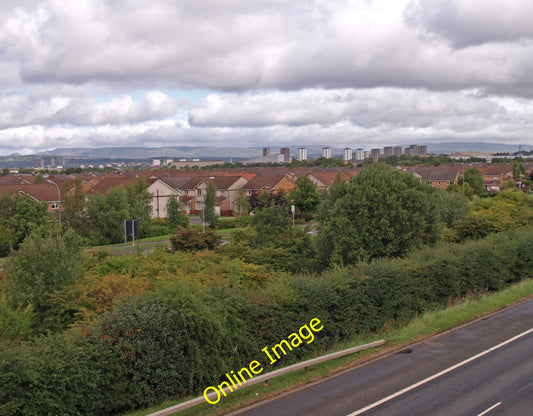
0 183 61 202
88 176 148 194
414 167 460 182
242 175 290 190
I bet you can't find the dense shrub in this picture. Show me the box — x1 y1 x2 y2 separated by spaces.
170 226 219 251
2 227 533 415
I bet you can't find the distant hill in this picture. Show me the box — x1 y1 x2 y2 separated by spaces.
30 142 533 160
427 142 530 154
40 145 344 160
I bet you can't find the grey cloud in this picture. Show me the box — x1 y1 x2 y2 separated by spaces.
189 89 507 130
0 0 532 97
406 0 533 48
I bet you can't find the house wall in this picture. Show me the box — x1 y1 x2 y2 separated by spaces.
148 180 180 219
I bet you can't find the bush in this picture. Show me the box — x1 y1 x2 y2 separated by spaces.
170 226 219 251
2 226 85 333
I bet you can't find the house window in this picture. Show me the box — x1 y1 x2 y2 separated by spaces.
220 190 225 195
51 203 58 209
246 190 251 195
197 189 202 195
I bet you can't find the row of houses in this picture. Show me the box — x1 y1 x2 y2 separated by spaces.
408 164 524 192
0 168 360 218
0 163 530 219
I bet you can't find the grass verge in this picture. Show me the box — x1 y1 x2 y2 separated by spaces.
85 234 172 251
125 278 533 416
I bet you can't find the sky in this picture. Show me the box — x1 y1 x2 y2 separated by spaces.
1 0 533 156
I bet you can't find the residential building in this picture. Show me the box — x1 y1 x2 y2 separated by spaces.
298 147 308 161
280 148 291 163
322 147 331 159
241 175 296 197
343 148 352 161
412 167 460 190
384 146 393 158
371 149 381 161
354 148 365 160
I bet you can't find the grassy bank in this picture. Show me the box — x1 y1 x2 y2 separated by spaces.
128 278 533 416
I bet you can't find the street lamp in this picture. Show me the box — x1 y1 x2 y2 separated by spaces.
47 179 61 224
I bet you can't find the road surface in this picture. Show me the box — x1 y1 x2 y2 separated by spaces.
229 298 533 416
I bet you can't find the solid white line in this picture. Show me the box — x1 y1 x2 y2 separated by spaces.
346 328 533 416
477 402 502 416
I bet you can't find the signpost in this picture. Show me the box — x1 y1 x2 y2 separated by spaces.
124 219 139 247
291 204 295 227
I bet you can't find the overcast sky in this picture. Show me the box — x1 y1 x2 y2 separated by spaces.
1 0 533 155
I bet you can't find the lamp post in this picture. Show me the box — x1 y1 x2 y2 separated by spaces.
47 179 61 224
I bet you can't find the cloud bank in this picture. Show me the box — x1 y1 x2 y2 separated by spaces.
1 0 532 155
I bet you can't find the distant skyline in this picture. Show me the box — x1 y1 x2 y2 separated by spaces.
2 1 533 156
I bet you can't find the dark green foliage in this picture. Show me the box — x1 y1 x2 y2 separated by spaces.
0 331 127 416
170 226 219 251
291 175 320 216
125 177 153 237
85 179 153 245
317 163 440 266
203 181 218 229
464 167 485 196
166 195 188 230
437 190 471 227
0 192 50 255
63 177 86 231
251 203 290 244
86 187 130 245
2 225 85 333
97 285 256 406
2 226 533 416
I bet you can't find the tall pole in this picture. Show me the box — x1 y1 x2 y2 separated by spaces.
47 179 61 224
462 162 465 195
202 201 205 233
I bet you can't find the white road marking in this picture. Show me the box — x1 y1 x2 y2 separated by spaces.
477 402 502 416
346 328 533 416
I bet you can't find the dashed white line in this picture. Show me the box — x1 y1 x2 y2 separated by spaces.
346 328 533 416
477 402 501 416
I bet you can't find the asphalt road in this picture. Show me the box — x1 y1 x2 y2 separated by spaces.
229 298 533 416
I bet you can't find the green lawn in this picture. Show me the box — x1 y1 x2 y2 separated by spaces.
85 234 172 251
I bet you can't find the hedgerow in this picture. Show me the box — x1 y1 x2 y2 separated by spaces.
1 227 532 415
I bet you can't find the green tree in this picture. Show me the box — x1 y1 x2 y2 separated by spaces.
251 203 290 246
513 161 525 179
0 193 50 254
125 177 153 238
234 188 250 217
317 163 439 266
166 195 188 230
436 190 470 227
3 225 84 332
63 177 86 232
0 167 9 176
291 175 320 217
86 187 130 245
464 167 485 197
203 181 218 229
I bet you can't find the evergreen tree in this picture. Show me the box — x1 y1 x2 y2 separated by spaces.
166 195 188 230
203 181 218 229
